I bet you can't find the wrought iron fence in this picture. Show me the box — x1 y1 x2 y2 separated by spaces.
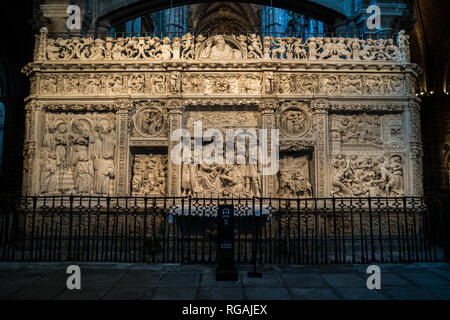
0 195 447 264
45 31 397 41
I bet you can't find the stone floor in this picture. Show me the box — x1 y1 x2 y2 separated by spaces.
0 262 448 300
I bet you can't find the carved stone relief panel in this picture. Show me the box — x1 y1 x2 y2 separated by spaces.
278 104 310 138
132 105 167 138
180 109 262 197
330 154 404 197
330 112 406 148
181 162 260 198
38 112 116 195
186 110 259 131
329 111 407 197
331 113 382 145
36 72 408 98
196 35 244 60
277 154 313 198
130 152 167 196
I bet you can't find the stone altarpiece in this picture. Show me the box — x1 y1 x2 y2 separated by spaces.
21 29 422 198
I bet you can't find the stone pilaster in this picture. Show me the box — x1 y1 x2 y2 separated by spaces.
22 101 42 195
258 99 278 197
34 27 48 62
312 99 330 197
405 99 423 196
167 99 185 196
115 98 132 196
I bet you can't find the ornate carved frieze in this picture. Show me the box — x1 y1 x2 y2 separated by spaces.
279 139 315 152
39 30 408 63
329 103 405 113
34 72 410 98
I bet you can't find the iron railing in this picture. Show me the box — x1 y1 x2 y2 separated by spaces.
0 195 447 264
45 31 397 41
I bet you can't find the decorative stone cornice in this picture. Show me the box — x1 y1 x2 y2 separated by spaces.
279 139 315 152
329 102 405 113
43 103 115 112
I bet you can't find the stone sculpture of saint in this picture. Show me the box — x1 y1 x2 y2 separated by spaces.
102 122 116 160
55 123 69 168
75 158 94 194
94 158 115 195
39 156 58 194
193 163 222 195
90 123 104 160
42 124 56 159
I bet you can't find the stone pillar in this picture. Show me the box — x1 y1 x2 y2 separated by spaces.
167 99 184 196
33 28 48 62
312 99 330 197
22 101 42 196
405 100 424 196
115 98 132 196
258 99 278 197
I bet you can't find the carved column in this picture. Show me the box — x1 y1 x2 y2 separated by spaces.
167 99 184 196
312 99 330 197
33 27 48 62
259 99 278 197
115 98 132 196
22 101 42 195
405 100 423 196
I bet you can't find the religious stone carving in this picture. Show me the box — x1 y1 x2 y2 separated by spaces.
22 30 422 197
40 29 409 62
133 106 166 137
330 154 404 197
278 155 312 198
181 162 260 198
38 113 116 195
198 35 243 59
332 113 382 145
35 72 411 98
131 154 167 196
279 106 310 137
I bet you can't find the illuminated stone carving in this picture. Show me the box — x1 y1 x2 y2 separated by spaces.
21 30 422 197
